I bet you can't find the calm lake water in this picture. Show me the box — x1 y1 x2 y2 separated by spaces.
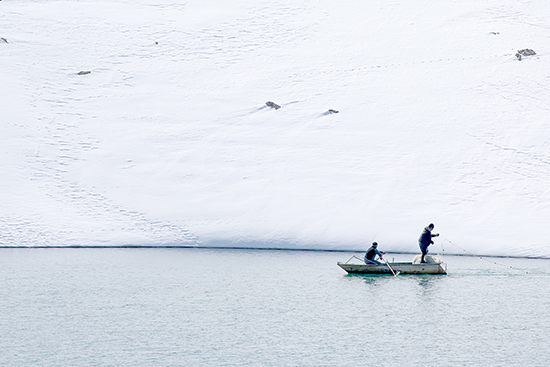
1 248 549 366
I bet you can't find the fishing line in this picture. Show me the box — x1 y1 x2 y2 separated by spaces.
441 237 528 274
345 255 365 264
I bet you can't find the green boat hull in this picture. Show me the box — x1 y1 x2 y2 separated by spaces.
337 261 446 275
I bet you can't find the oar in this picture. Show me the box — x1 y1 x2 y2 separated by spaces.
383 258 398 276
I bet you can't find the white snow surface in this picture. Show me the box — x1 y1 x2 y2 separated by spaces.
1 0 550 257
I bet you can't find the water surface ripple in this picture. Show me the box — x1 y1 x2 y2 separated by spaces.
1 248 549 366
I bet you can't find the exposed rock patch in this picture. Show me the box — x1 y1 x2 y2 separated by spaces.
516 49 536 61
266 101 281 110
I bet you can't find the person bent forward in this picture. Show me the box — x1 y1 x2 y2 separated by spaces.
364 242 386 265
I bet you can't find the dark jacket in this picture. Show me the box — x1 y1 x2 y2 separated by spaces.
365 246 383 261
419 227 435 249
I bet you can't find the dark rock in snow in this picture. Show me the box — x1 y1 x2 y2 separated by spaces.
518 49 536 56
266 101 281 110
515 49 536 61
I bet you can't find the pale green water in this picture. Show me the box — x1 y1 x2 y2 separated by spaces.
1 248 549 366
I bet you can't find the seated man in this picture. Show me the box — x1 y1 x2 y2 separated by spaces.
364 242 385 265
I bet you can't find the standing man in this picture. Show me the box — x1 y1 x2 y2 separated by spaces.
364 242 386 265
419 223 439 263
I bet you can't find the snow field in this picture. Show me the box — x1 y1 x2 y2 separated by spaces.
1 0 550 256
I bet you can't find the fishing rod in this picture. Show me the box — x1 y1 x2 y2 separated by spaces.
344 255 366 264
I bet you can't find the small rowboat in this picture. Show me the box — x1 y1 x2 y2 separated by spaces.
337 261 447 275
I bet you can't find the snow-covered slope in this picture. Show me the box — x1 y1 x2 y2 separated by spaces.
2 0 550 257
